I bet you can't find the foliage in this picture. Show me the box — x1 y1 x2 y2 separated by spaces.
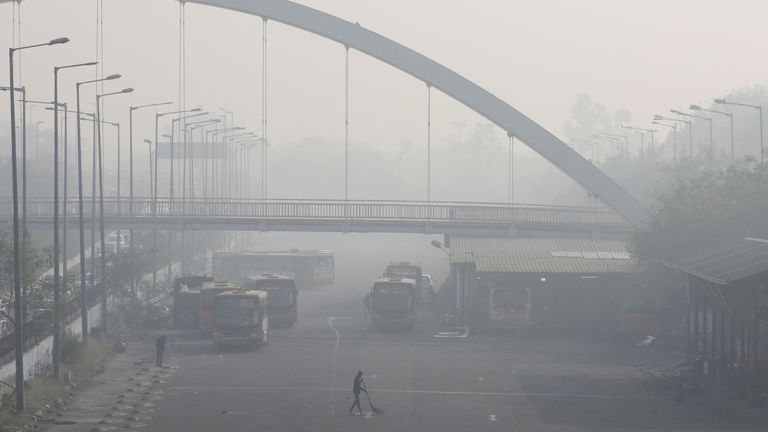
632 164 768 263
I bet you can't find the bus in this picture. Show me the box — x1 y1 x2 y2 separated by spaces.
172 275 213 329
385 262 422 291
244 275 298 327
370 277 418 330
213 250 335 289
212 290 268 350
488 286 532 331
200 281 242 333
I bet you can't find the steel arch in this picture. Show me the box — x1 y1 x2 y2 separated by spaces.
0 0 647 227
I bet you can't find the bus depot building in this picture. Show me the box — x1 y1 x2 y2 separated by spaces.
448 238 641 335
665 237 768 395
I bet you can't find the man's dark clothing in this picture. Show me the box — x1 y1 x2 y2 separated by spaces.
349 374 365 414
155 336 167 367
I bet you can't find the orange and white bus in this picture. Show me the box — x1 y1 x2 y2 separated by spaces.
199 281 242 333
370 277 417 330
244 275 298 327
488 286 532 331
213 250 334 289
212 289 268 350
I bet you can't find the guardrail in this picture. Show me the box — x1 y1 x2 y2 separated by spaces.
0 197 628 227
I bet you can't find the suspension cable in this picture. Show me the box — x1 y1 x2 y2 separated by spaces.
261 18 268 199
344 46 349 202
507 133 514 205
426 84 431 203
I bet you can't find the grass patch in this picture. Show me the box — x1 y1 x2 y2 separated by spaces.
0 337 112 431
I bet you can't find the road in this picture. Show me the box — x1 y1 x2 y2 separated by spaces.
134 283 764 432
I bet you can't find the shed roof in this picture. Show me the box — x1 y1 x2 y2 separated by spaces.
449 238 636 274
665 237 768 285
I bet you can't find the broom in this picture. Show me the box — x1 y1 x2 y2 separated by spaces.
362 380 383 414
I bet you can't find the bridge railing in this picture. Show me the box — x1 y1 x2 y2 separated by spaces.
2 197 628 227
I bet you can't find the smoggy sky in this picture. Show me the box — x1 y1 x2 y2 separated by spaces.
0 0 766 157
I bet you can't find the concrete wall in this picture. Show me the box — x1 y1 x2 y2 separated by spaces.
0 296 105 387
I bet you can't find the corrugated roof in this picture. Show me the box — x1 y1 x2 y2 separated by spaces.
665 237 768 285
450 238 636 274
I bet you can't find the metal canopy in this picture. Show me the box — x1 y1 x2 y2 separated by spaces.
665 238 768 285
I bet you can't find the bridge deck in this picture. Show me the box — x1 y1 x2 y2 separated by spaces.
0 198 630 236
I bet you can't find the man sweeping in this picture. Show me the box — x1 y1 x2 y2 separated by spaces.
349 370 366 415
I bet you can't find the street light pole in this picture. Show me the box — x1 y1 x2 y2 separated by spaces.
53 60 97 379
153 108 201 290
690 104 734 162
671 109 714 167
76 73 120 347
714 98 764 164
7 35 70 413
655 115 693 159
128 101 172 295
652 121 677 163
95 86 133 336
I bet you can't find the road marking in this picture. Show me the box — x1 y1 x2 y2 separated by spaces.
327 317 342 418
188 355 224 369
166 385 662 401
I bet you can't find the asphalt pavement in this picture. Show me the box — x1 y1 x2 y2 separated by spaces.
49 282 768 432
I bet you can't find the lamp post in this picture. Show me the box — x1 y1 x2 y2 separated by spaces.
7 35 70 413
599 133 630 157
652 121 678 163
95 87 133 336
76 73 120 347
161 133 173 287
183 118 220 200
52 61 97 379
591 135 620 159
153 108 201 290
206 127 244 199
128 102 173 294
655 114 692 159
575 137 600 161
671 109 713 167
714 98 762 163
180 118 219 274
144 139 154 197
690 104 733 162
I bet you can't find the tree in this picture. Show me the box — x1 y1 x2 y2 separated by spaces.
632 164 768 263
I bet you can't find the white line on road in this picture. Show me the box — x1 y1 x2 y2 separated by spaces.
165 385 662 401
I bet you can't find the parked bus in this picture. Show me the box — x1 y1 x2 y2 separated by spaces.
212 290 268 350
244 275 298 327
370 277 418 330
385 262 422 291
200 281 242 333
172 275 213 329
213 250 334 289
488 286 532 331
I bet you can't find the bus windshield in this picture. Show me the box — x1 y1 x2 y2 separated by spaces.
248 280 296 307
201 289 229 310
214 297 260 327
372 283 414 311
386 265 420 280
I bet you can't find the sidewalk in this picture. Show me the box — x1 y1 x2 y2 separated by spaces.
44 333 179 432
